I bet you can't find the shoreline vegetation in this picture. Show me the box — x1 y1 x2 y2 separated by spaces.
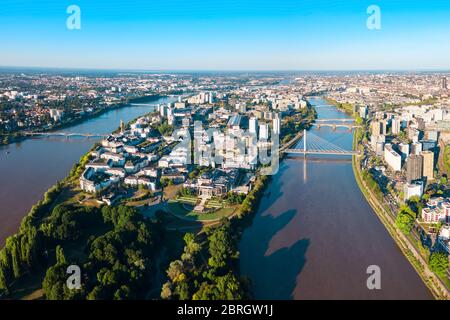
0 101 316 300
323 97 449 299
0 93 178 147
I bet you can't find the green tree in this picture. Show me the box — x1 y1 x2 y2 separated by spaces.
161 282 173 299
429 252 449 278
395 206 416 234
42 263 67 300
207 222 234 271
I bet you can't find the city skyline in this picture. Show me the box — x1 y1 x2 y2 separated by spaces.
1 0 450 70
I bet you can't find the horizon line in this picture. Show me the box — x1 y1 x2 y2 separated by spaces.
2 65 450 74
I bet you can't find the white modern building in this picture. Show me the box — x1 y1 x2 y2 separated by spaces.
273 116 281 135
403 181 423 201
249 117 258 135
259 122 269 140
384 144 402 171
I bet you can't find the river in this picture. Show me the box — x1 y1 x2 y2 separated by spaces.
239 97 433 299
0 95 177 246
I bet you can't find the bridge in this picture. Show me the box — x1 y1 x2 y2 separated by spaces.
313 118 360 130
129 103 159 107
284 129 360 156
24 132 108 138
315 119 355 123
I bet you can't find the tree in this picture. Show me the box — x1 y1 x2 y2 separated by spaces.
87 286 109 300
160 177 170 188
167 260 185 282
56 245 67 265
395 206 416 234
42 263 67 300
181 233 201 263
114 285 132 300
161 282 173 299
429 252 449 278
207 223 234 271
214 273 243 300
175 280 190 300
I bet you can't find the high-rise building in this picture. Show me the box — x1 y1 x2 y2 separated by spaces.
259 122 269 140
404 181 424 201
208 92 215 104
249 117 258 135
391 118 401 135
406 154 423 182
371 121 383 137
273 115 281 135
384 144 402 171
421 151 434 181
159 104 167 117
399 143 410 160
359 105 368 119
417 118 426 131
381 120 387 135
411 142 423 155
442 76 448 90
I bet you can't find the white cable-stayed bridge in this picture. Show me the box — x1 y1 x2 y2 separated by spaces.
285 129 360 156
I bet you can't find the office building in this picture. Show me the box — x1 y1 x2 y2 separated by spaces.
391 118 401 135
249 117 258 135
259 122 269 140
371 121 383 137
406 154 423 182
421 151 434 181
359 105 368 119
273 115 281 135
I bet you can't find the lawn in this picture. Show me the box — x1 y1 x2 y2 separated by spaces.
167 200 236 222
443 145 450 173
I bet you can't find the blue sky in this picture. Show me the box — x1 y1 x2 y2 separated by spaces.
1 0 450 70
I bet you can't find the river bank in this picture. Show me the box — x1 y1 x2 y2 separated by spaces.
351 126 449 299
0 94 168 147
239 97 433 299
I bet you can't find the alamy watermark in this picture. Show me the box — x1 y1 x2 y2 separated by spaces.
366 265 381 290
66 265 82 290
66 5 81 30
167 121 279 175
367 5 381 30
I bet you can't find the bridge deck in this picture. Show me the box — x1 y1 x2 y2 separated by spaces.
285 149 359 156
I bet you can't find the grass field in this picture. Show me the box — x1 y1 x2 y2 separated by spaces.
167 200 236 221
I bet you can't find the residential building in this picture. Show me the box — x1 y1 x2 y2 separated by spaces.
384 144 402 171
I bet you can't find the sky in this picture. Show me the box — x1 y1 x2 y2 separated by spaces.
1 0 450 71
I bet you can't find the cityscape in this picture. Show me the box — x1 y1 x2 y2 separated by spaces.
0 0 450 309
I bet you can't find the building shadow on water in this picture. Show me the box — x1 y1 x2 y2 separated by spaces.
256 164 289 215
240 208 310 300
